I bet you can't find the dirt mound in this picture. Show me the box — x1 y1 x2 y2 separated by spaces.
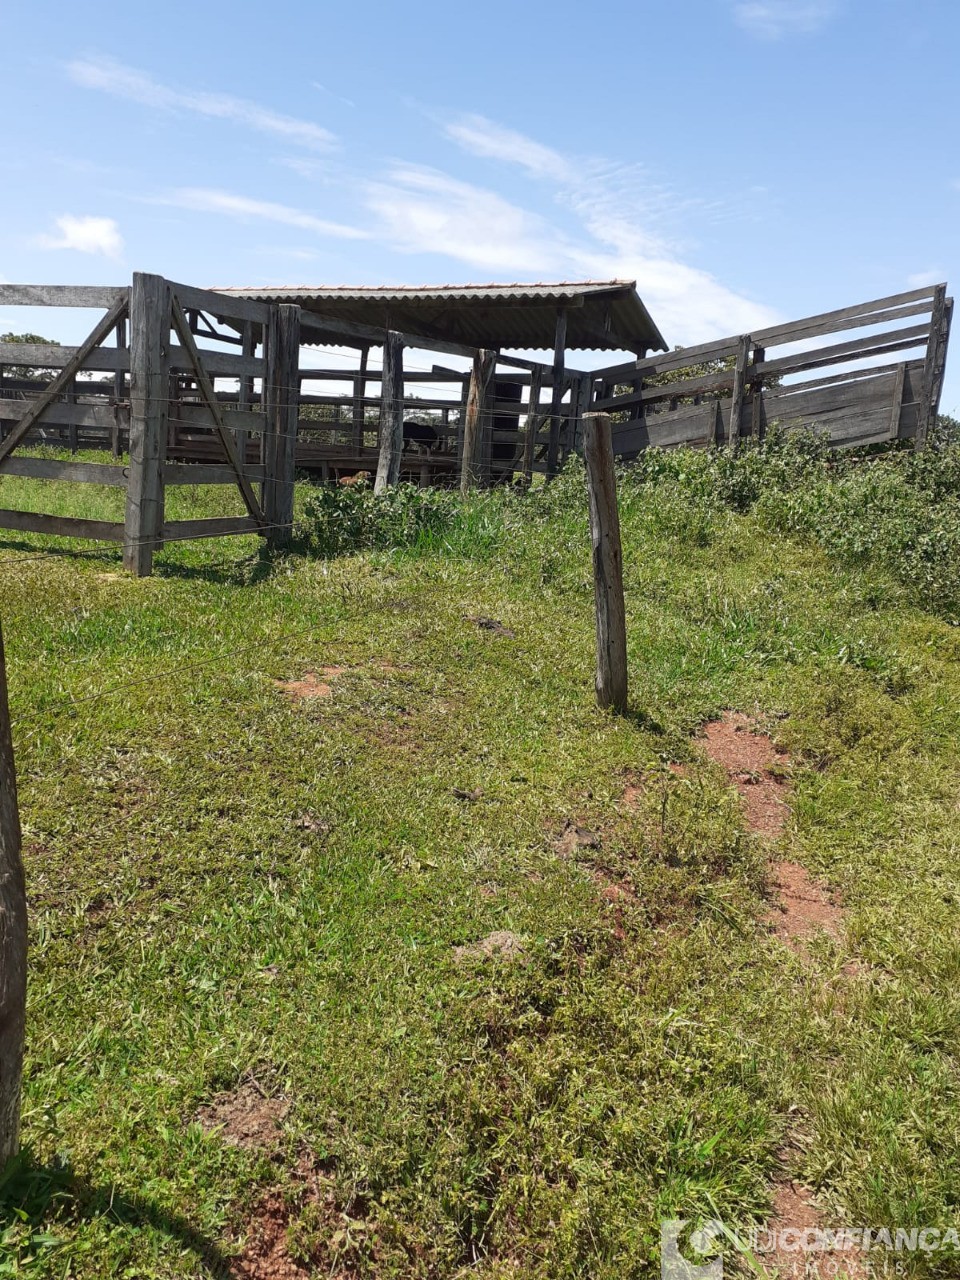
554 821 600 859
701 711 790 837
274 667 345 701
195 1080 289 1152
453 930 525 964
767 859 845 947
230 1157 360 1279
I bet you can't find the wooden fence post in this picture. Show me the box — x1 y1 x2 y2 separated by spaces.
521 365 543 485
916 287 951 450
124 273 170 576
727 334 751 451
375 331 404 494
263 304 301 544
460 348 496 494
0 621 26 1167
582 413 628 713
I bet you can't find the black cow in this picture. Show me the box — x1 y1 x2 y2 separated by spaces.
403 419 439 452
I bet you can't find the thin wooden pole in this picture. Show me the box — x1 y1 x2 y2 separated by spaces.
0 621 26 1166
375 331 405 493
460 348 495 495
546 308 568 479
521 365 543 485
582 413 628 713
124 273 169 576
352 345 369 451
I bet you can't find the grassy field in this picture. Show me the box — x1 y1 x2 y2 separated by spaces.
1 440 960 1277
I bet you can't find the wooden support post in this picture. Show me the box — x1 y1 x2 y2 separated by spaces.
124 273 170 576
727 334 751 451
0 621 26 1167
750 346 765 440
263 304 301 543
374 331 404 494
582 413 628 714
460 348 495 494
916 288 952 449
546 308 568 479
521 365 543 485
353 345 369 450
479 353 500 484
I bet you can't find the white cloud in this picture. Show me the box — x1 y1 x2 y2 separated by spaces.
154 188 368 240
366 166 570 273
68 55 336 150
732 1 837 39
34 214 124 259
442 114 574 182
907 269 944 288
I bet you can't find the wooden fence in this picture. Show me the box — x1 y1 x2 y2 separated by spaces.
0 275 299 575
590 284 953 456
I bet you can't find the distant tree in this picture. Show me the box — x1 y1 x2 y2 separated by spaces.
935 413 960 446
0 333 60 382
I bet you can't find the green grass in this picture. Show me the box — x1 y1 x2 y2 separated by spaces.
1 441 959 1276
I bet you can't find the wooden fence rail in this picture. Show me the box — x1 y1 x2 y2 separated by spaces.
591 284 952 457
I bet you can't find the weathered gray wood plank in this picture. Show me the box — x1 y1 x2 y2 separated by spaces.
0 509 125 540
162 516 260 540
262 304 301 539
374 332 405 493
0 620 25 1166
0 284 128 309
0 457 128 485
755 323 931 379
124 273 169 575
163 462 266 486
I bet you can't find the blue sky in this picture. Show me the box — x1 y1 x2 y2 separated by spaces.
2 0 957 409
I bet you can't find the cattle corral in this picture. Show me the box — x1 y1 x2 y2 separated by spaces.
0 274 952 575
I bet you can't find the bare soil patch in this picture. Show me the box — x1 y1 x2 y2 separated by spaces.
756 1180 867 1279
195 1080 289 1153
701 711 790 837
554 821 600 859
274 667 345 701
766 859 845 947
453 930 526 964
230 1156 360 1280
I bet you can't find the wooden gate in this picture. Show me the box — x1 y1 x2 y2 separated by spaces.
0 275 301 575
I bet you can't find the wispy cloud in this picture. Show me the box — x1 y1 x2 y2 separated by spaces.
442 115 574 183
366 166 570 273
34 214 124 259
312 81 357 110
152 188 368 240
68 55 337 150
907 269 944 288
732 1 837 39
436 116 778 344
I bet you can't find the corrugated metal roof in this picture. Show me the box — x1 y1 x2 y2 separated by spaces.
213 279 667 353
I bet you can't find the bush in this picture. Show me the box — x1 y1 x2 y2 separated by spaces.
297 481 510 558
